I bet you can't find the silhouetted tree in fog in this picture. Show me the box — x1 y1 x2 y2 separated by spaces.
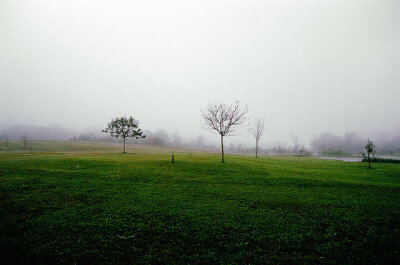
0 125 75 140
249 118 265 158
141 129 169 146
171 130 181 147
191 135 205 149
292 134 299 154
365 139 376 169
20 134 29 149
310 132 344 154
311 131 365 156
153 129 169 145
201 101 248 163
0 135 9 151
102 116 145 153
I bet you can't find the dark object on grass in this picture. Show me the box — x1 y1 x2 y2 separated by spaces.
172 153 175 163
117 234 135 239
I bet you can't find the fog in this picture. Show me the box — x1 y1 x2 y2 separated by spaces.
1 0 399 148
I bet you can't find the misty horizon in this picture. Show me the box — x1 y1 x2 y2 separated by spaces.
1 124 400 155
1 0 399 148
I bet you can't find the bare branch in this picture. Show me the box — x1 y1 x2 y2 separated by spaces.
20 134 29 149
200 101 248 162
201 101 248 137
249 118 265 158
249 118 265 142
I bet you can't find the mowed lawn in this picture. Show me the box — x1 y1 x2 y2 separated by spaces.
1 146 399 264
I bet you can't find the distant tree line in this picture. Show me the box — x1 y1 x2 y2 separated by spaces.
309 131 400 156
310 131 364 155
0 125 75 140
1 116 399 157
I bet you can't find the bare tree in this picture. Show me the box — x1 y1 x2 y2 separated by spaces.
201 101 248 163
292 134 299 155
249 118 265 158
171 130 181 147
20 134 29 149
1 135 10 152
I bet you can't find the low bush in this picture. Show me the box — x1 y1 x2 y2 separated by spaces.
362 157 400 164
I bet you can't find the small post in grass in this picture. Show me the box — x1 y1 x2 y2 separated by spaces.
172 153 175 163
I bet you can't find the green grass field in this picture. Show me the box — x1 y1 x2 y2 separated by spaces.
1 141 399 264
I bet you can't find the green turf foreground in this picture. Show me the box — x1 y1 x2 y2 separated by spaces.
1 150 399 264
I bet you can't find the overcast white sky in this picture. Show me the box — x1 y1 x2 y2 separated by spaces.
1 0 399 146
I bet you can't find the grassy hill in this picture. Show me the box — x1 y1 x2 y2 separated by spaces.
1 142 399 264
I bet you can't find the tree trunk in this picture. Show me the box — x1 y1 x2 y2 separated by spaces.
221 135 225 163
256 139 259 158
123 137 126 153
368 153 371 168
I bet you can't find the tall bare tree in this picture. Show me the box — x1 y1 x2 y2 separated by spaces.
20 134 29 149
249 118 265 158
201 101 248 163
1 135 10 152
292 134 299 155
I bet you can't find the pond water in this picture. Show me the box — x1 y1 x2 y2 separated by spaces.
317 156 400 162
317 157 362 162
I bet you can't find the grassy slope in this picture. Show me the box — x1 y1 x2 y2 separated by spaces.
0 143 399 264
0 140 187 153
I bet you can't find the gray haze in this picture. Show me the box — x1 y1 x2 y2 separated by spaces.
1 0 400 147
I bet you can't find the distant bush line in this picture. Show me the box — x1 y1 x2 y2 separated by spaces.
320 149 354 157
362 158 400 164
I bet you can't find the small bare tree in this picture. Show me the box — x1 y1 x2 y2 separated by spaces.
292 134 299 155
249 118 265 158
1 135 10 152
20 134 29 149
201 101 248 163
365 139 376 169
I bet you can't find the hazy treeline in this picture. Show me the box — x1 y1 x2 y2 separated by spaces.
0 125 75 140
1 125 399 156
226 143 309 156
378 134 400 155
311 131 364 156
311 131 400 156
72 128 219 151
